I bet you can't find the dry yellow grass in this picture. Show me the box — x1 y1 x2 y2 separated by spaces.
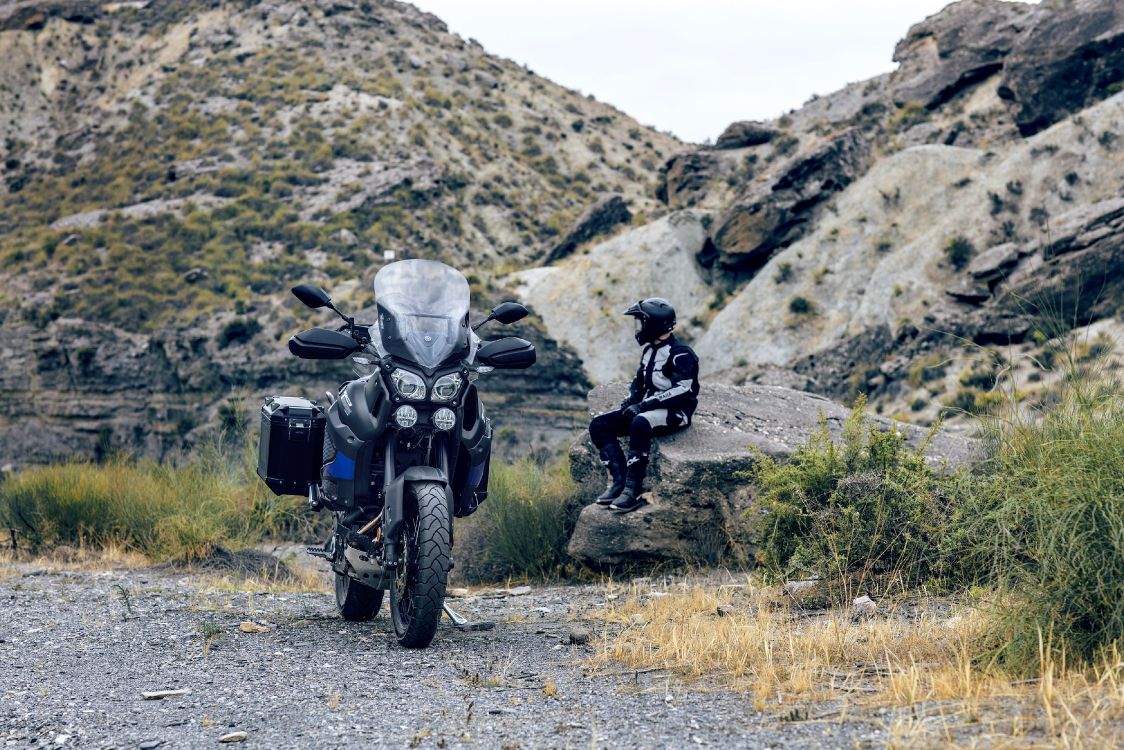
0 540 150 574
591 582 1124 748
194 565 330 595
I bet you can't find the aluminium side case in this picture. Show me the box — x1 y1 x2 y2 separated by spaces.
257 396 326 496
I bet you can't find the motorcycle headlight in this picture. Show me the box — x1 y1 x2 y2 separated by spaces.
431 373 463 402
432 407 456 431
390 368 426 400
394 405 418 428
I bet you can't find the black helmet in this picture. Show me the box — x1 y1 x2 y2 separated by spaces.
624 298 676 345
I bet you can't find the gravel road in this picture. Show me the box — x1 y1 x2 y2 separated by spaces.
1 562 895 749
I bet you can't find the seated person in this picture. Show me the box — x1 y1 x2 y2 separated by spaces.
588 298 700 513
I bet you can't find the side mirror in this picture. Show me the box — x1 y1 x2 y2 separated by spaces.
491 301 529 325
292 284 333 310
288 327 362 360
476 337 536 370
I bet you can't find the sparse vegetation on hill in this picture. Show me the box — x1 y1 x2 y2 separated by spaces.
0 2 676 332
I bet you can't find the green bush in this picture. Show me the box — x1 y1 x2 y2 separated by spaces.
954 369 1124 673
218 317 262 347
788 296 814 315
454 458 580 583
944 236 975 271
750 397 956 597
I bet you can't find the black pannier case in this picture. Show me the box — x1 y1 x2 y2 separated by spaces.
257 396 326 496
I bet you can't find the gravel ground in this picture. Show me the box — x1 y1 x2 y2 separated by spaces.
1 561 904 749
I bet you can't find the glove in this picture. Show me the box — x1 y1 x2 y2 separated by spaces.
621 404 641 420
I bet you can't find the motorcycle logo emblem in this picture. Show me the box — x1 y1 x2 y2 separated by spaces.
424 334 433 342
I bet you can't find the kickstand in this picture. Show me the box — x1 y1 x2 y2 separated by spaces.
443 602 495 632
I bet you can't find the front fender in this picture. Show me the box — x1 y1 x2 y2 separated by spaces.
382 466 453 563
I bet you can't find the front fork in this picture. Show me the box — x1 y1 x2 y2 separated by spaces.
379 435 452 570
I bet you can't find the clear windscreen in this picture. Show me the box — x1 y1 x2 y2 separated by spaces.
373 260 471 370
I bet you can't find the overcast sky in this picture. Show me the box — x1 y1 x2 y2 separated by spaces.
411 0 980 143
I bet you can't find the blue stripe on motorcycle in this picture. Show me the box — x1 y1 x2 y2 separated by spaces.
467 460 485 488
327 452 355 481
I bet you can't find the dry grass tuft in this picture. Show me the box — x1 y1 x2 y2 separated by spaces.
591 582 1124 747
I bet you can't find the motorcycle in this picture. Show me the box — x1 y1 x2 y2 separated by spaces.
256 259 535 648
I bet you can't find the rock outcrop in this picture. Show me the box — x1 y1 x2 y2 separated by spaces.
709 128 873 274
543 194 631 264
714 121 778 150
891 0 1042 109
566 383 977 569
1001 0 1124 136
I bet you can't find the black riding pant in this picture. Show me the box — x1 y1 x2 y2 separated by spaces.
589 407 685 456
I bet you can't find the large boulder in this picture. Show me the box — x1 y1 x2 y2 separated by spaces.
543 194 632 264
566 383 978 569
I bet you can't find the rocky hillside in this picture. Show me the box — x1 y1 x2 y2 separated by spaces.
0 0 681 465
4 0 1124 465
516 0 1124 425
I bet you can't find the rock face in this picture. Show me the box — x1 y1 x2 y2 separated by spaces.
0 306 589 468
891 0 1042 108
1001 0 1124 136
709 129 873 274
693 91 1124 383
566 383 978 569
655 151 719 207
544 194 631 264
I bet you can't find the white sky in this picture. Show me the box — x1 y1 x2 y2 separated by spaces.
411 0 981 143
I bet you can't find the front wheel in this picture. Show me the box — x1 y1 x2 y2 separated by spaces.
390 481 451 648
335 572 384 621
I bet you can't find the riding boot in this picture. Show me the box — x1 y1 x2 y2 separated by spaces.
610 452 649 513
595 442 627 505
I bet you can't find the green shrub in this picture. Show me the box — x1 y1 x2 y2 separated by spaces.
907 353 948 387
954 368 1124 673
454 458 580 583
890 101 930 133
944 236 975 271
750 397 956 597
218 317 262 347
788 296 813 315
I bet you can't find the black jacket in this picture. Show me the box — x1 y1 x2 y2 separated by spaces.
623 335 700 416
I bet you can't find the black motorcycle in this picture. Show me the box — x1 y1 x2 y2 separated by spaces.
256 259 535 648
